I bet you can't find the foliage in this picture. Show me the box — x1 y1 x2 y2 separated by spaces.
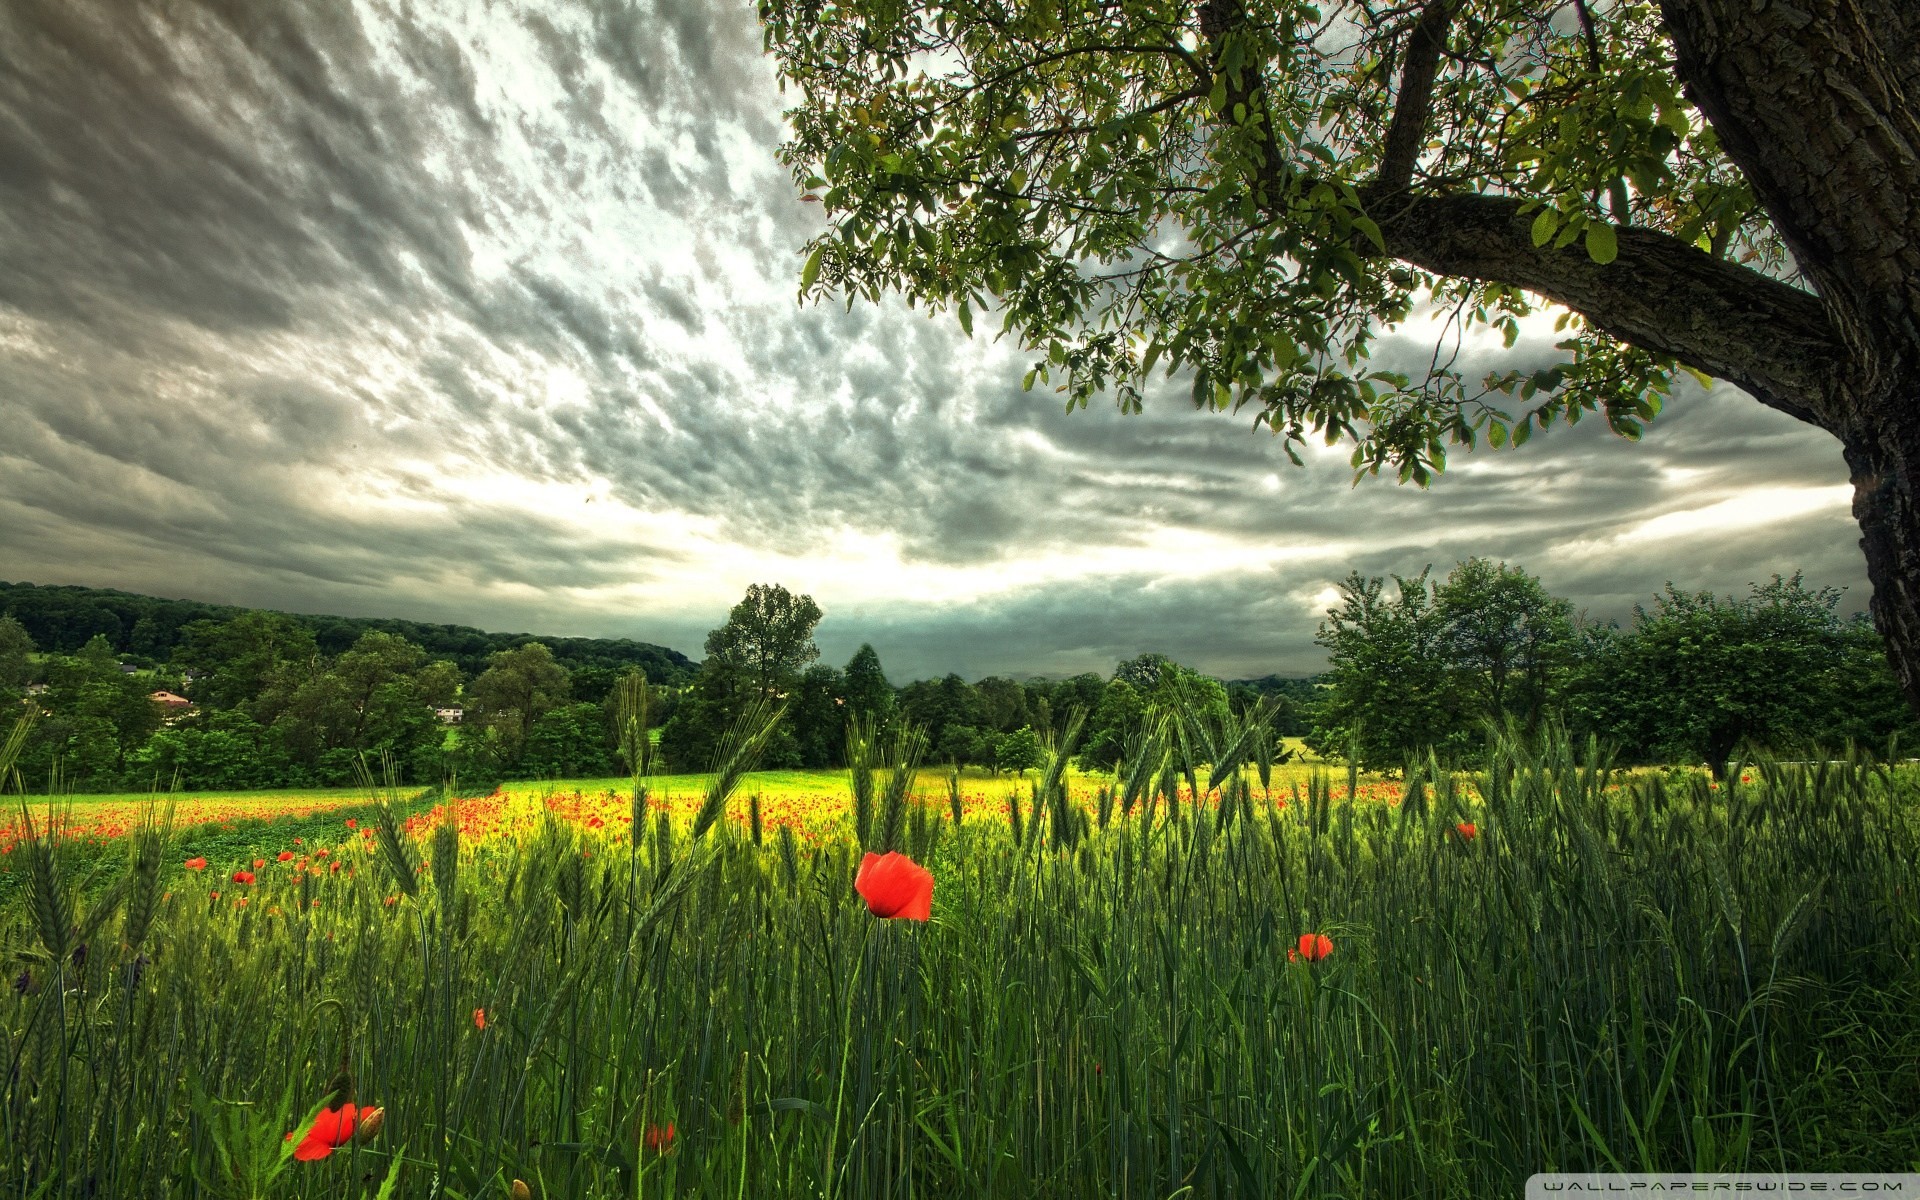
0 580 696 682
1309 569 1470 769
1559 575 1915 771
995 725 1045 775
758 0 1760 484
702 583 824 698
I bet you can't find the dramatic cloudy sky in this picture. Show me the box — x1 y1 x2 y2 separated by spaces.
0 0 1867 680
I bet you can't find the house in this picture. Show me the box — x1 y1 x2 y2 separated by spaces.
119 663 141 674
149 690 193 712
25 682 47 696
435 706 464 725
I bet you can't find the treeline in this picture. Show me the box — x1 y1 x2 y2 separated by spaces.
0 582 1312 794
652 584 1314 775
1311 559 1916 770
0 607 692 792
0 581 697 681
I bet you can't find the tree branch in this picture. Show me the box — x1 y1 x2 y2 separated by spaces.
1376 0 1456 191
1369 190 1850 431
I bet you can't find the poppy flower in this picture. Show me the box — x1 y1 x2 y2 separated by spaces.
1296 933 1333 962
854 851 934 921
290 1102 358 1161
1455 822 1477 841
278 851 294 862
346 818 357 830
184 857 207 871
643 1122 676 1154
253 858 266 869
231 870 255 885
473 1008 486 1030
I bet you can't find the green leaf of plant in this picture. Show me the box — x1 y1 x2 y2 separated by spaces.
801 246 824 291
1530 207 1557 248
1585 221 1619 265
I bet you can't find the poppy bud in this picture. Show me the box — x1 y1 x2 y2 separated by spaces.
511 1182 532 1200
356 1106 385 1140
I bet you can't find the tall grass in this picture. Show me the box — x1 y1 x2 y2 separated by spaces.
2 718 1917 1198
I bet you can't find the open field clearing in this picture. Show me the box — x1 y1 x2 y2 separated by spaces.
5 731 1917 1198
0 749 1354 856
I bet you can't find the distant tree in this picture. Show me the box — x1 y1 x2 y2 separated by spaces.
254 631 457 781
1433 558 1575 730
567 665 623 707
521 702 617 778
972 676 1029 733
177 612 319 713
1559 576 1879 772
468 642 571 753
1078 679 1148 769
1112 654 1176 690
935 723 992 769
996 726 1045 777
899 673 981 753
789 664 848 768
1308 570 1467 769
130 709 285 791
843 644 894 725
0 615 34 695
704 583 823 699
20 636 162 789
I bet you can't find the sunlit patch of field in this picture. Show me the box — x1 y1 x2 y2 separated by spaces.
7 757 1389 856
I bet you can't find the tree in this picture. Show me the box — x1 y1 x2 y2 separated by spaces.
1558 575 1882 770
704 583 823 699
843 644 895 725
762 0 1920 717
177 612 318 713
0 615 33 696
521 702 617 778
790 664 849 767
1433 558 1574 729
996 726 1046 776
468 642 571 753
1308 570 1468 768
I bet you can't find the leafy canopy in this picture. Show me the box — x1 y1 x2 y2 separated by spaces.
761 0 1770 481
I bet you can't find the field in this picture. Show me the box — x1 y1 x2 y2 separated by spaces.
4 736 1918 1198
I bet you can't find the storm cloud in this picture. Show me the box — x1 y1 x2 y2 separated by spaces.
0 0 1864 681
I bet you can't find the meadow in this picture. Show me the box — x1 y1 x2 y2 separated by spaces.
3 719 1918 1198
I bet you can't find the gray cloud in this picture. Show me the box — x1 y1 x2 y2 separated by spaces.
0 0 1869 682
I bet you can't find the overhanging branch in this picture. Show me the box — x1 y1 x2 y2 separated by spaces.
1366 190 1849 431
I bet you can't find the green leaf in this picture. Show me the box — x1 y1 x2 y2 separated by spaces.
1351 215 1385 253
1530 207 1558 248
1585 221 1619 265
957 301 973 337
801 246 824 291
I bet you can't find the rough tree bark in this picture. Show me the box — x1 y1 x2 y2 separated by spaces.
1323 0 1920 712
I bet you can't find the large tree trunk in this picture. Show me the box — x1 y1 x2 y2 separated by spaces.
1660 0 1920 712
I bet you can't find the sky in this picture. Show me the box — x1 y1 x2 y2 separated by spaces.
0 0 1868 682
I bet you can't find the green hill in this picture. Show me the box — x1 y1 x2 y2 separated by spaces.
0 580 696 682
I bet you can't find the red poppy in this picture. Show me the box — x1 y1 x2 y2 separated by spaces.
290 1102 358 1161
854 851 934 921
345 818 357 830
1455 822 1477 841
253 858 266 869
184 857 207 871
1296 933 1333 962
643 1121 676 1154
278 851 294 862
473 1008 486 1030
231 870 255 885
